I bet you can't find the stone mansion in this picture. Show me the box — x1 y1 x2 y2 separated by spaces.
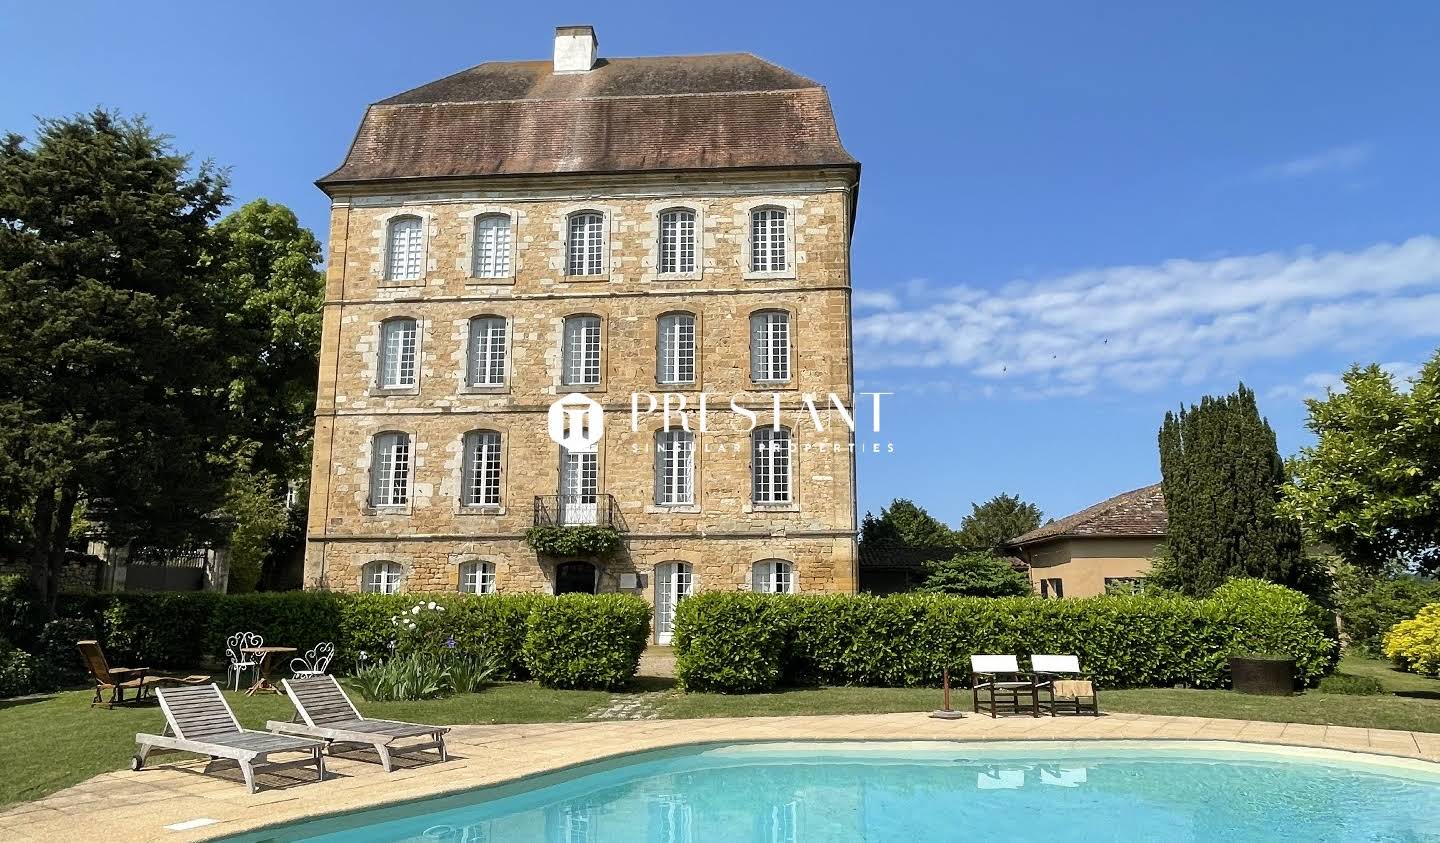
304 26 860 641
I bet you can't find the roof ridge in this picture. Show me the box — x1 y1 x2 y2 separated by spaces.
1006 483 1164 547
372 87 826 108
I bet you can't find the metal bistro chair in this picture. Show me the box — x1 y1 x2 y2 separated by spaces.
226 631 263 691
290 642 335 679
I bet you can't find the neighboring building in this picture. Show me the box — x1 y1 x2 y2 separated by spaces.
305 26 861 640
857 545 1029 594
1005 484 1166 598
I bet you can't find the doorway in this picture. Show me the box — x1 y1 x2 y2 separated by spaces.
654 561 694 644
555 561 598 595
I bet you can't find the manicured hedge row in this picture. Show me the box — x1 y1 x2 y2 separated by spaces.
44 590 645 689
674 579 1338 693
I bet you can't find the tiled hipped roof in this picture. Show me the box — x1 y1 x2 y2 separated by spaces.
319 54 857 186
1006 483 1167 547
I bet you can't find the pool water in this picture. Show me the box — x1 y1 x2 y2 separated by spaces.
227 741 1440 842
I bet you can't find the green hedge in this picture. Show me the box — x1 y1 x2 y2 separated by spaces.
522 594 650 690
674 579 1338 693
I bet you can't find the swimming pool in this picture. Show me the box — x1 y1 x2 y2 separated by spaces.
225 740 1440 842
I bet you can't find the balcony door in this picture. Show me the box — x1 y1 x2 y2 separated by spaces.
654 562 693 645
559 444 598 525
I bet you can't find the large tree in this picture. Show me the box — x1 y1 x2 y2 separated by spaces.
1280 355 1440 574
954 493 1043 552
0 110 232 606
859 499 957 548
918 551 1032 597
1155 383 1303 596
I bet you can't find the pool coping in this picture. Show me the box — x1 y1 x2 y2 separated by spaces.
3 711 1439 842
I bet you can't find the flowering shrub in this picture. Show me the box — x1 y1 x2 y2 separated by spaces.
1383 603 1440 677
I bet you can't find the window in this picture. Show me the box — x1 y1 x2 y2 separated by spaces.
752 559 795 594
378 317 418 388
751 427 792 505
654 428 694 505
658 209 696 274
467 316 507 387
462 430 502 507
370 431 411 507
566 212 605 276
1040 578 1064 599
471 214 511 278
749 311 790 383
385 216 424 281
459 560 497 594
656 313 696 384
749 207 787 273
362 560 402 594
1104 577 1145 595
562 315 602 385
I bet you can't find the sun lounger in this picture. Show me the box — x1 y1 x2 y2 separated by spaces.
133 684 326 793
267 675 449 772
78 640 208 708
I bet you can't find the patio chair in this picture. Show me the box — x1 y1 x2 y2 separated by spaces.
77 640 208 709
226 631 263 691
1032 654 1100 716
267 675 449 772
290 642 335 679
133 684 326 793
970 654 1040 718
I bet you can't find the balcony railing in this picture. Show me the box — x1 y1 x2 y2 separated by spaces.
534 494 626 530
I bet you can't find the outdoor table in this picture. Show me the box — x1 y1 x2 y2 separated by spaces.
240 645 296 696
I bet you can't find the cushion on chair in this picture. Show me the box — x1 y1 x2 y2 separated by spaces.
1052 679 1094 698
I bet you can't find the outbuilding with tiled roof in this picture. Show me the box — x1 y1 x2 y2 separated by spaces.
1005 484 1167 598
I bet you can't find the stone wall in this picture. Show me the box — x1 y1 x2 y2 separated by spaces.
307 170 859 604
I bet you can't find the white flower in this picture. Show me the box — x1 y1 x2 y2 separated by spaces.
407 621 417 629
427 601 437 610
411 605 421 615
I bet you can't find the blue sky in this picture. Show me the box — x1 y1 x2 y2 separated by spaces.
5 2 1440 528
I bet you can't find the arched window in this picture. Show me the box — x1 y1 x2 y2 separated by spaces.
654 428 694 506
658 208 696 274
752 559 795 594
471 214 512 278
467 316 507 387
362 560 403 594
654 561 694 644
749 207 787 273
749 310 790 383
378 317 418 388
370 431 411 507
562 315 602 385
385 215 424 281
459 560 496 594
566 212 605 276
656 312 696 384
462 430 502 507
751 426 792 505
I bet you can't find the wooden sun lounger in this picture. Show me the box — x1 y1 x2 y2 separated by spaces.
77 640 208 708
133 684 326 793
267 675 449 772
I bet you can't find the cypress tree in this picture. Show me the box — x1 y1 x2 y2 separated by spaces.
1156 383 1303 595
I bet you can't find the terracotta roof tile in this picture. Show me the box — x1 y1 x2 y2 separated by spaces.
1006 483 1167 547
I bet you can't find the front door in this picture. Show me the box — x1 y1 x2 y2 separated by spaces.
555 561 597 595
654 562 693 645
559 446 598 525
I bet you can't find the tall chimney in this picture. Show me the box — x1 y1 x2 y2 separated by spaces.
553 25 598 74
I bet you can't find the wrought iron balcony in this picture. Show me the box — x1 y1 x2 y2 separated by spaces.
533 494 626 530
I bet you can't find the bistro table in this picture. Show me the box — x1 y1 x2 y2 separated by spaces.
240 645 296 696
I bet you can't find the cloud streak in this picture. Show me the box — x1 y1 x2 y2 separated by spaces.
856 236 1440 395
1257 143 1373 180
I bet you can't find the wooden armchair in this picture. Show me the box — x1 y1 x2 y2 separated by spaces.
1032 654 1100 716
970 654 1040 717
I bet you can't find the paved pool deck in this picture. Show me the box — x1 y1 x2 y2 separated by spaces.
4 711 1438 842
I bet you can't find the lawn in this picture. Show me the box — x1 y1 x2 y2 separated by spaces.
3 655 1436 810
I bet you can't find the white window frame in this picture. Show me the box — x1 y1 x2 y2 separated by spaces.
378 317 419 389
562 315 602 386
466 316 507 388
362 560 403 594
657 208 697 275
384 215 425 282
654 428 694 506
654 562 694 645
752 559 796 594
656 312 696 385
566 211 606 277
370 431 411 508
462 430 502 508
470 213 513 279
749 311 791 383
751 426 792 506
747 206 790 277
459 560 497 594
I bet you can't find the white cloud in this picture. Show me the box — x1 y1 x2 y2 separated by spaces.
857 236 1440 394
1258 143 1373 180
853 290 899 311
1269 360 1422 400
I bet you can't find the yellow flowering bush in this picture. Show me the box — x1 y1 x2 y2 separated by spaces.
1383 603 1440 677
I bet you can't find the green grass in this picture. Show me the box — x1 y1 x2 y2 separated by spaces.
5 656 1437 810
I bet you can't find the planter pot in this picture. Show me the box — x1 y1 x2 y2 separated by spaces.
1229 656 1296 696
